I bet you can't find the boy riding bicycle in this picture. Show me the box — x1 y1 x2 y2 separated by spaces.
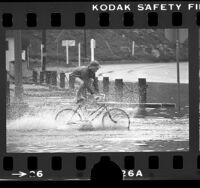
69 60 101 103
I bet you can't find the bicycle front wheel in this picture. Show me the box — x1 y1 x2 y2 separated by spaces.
102 108 130 130
55 108 82 125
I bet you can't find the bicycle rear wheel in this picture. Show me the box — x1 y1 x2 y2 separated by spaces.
102 108 130 130
55 108 82 125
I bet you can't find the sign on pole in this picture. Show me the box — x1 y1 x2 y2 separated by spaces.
164 29 188 114
62 40 76 47
164 29 188 44
62 40 67 46
90 39 96 61
68 40 75 46
62 40 76 65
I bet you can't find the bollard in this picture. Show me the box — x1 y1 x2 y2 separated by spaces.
60 72 65 88
137 78 148 116
40 71 44 84
138 78 147 103
32 70 38 83
51 71 57 86
45 71 51 85
6 81 10 106
103 77 109 94
115 79 123 101
69 75 75 90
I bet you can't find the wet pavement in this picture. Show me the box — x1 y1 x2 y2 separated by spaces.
7 84 189 153
7 116 189 152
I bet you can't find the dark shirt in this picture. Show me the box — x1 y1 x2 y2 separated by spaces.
69 66 99 94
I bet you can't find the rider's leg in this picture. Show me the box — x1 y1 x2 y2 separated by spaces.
77 79 95 103
76 81 88 119
86 79 96 100
76 78 86 103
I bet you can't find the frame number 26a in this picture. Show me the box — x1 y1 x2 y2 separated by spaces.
122 170 143 178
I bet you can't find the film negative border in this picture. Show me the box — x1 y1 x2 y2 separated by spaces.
0 2 199 180
0 153 199 180
1 152 199 180
0 11 189 28
0 2 198 28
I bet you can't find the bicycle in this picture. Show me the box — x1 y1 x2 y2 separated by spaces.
55 94 131 130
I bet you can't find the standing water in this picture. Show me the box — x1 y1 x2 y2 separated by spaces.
7 109 189 153
7 62 189 152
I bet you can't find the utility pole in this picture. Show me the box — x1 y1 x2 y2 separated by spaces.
164 29 188 115
14 30 23 102
27 45 30 69
56 42 59 65
55 30 65 65
78 42 81 67
41 30 46 71
84 29 87 63
176 29 181 114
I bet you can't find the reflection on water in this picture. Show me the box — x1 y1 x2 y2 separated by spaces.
7 112 189 153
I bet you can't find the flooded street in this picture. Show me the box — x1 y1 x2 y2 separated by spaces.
7 96 189 153
7 116 189 152
7 62 189 153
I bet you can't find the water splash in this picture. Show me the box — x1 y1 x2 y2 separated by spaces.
7 111 72 130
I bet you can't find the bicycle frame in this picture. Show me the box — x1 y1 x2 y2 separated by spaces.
77 102 109 121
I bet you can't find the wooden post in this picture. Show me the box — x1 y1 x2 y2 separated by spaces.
60 72 65 88
45 71 51 84
51 71 57 86
40 71 44 84
103 77 109 94
32 70 38 83
69 75 75 90
49 71 53 85
6 81 10 106
115 79 123 101
138 78 147 103
138 78 147 116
